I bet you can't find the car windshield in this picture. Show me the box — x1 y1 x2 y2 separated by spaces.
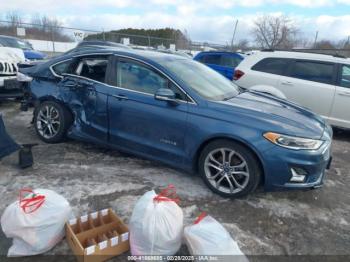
0 37 33 50
159 58 240 101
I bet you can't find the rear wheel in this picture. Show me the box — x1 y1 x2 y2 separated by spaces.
34 101 72 143
198 139 261 198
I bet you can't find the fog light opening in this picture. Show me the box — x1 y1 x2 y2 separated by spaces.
290 167 307 183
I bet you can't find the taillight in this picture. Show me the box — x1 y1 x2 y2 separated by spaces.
233 70 244 80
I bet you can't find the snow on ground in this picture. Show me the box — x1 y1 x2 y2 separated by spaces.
1 101 350 259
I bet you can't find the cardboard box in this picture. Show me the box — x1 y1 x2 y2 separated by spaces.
66 208 130 262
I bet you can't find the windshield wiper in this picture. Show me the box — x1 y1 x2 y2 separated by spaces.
223 94 236 101
238 86 247 93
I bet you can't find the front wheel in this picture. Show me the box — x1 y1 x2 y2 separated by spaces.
198 139 261 198
34 101 72 143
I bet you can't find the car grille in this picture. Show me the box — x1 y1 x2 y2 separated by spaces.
0 61 17 76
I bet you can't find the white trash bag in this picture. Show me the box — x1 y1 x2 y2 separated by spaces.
129 185 183 256
184 213 248 262
1 188 72 256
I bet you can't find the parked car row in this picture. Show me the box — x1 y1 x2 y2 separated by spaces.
17 47 332 198
0 35 46 61
194 49 350 130
0 35 47 100
0 46 26 99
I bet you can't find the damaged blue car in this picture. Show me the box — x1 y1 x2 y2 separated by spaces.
19 48 332 198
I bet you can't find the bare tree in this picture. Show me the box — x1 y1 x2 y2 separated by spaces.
31 15 62 33
0 12 71 41
29 14 70 41
235 39 249 51
295 36 311 49
31 13 42 28
337 37 350 49
4 11 22 35
175 29 191 49
6 11 22 28
314 40 336 49
252 15 298 49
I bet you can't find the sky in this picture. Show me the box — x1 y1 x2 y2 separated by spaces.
1 0 350 45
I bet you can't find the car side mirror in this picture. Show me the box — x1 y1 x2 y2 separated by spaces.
154 88 178 105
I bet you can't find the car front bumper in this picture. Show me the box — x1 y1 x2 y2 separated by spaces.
0 76 23 99
262 136 332 191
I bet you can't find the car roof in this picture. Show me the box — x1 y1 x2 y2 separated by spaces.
49 47 188 67
255 50 350 64
77 40 129 48
0 35 17 40
196 51 244 56
65 44 131 54
22 48 192 89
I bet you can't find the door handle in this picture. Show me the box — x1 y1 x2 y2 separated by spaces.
339 91 350 97
112 94 128 100
281 81 293 86
63 82 76 88
85 85 95 92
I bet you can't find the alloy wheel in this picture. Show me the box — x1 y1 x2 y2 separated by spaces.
36 105 61 139
204 148 250 194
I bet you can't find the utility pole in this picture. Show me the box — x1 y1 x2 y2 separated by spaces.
102 28 106 41
231 19 238 51
51 26 55 53
313 31 318 48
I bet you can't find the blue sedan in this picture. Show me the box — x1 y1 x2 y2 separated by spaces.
19 49 332 197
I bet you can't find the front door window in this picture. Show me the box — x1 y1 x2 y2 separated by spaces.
117 59 187 101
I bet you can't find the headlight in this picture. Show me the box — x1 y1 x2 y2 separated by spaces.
17 72 33 82
263 132 324 150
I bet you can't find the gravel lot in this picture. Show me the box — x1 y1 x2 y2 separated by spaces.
0 101 349 261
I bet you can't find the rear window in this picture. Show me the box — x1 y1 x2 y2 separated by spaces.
289 60 334 85
252 58 291 75
221 55 242 67
196 55 206 63
204 54 221 65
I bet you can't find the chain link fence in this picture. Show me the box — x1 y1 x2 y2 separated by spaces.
0 20 349 57
0 20 233 55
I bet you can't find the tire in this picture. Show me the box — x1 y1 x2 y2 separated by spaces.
198 139 261 198
34 101 72 143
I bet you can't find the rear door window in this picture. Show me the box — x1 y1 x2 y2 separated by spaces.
289 60 334 85
252 58 291 75
340 65 350 88
75 56 109 83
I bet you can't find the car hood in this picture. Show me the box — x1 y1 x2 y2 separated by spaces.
23 49 46 60
211 91 325 139
0 47 26 63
